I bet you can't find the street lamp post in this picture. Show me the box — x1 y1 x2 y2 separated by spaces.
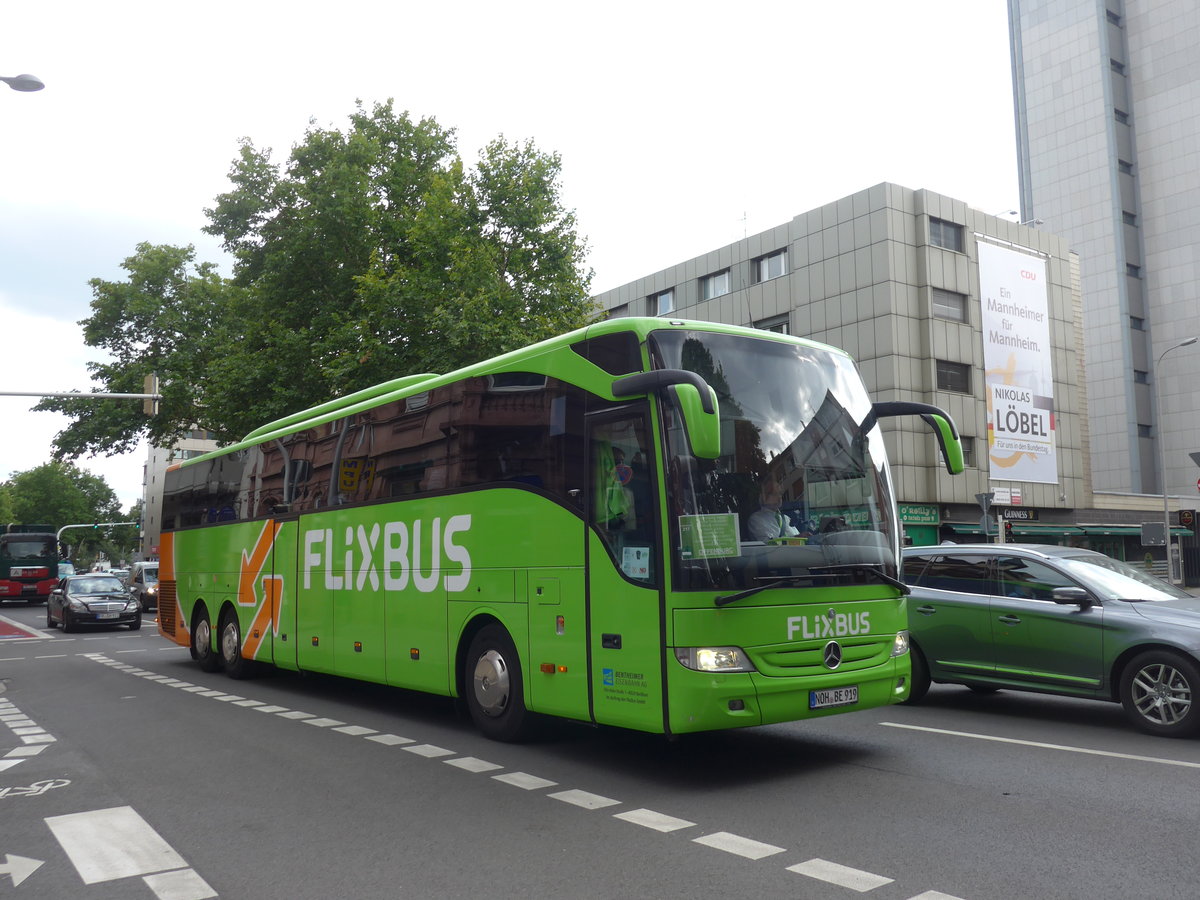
1157 336 1199 584
1 74 44 92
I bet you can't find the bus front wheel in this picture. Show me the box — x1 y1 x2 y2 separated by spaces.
465 624 530 742
191 609 221 673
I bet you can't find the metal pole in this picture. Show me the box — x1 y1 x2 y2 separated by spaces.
0 391 161 400
1157 337 1198 584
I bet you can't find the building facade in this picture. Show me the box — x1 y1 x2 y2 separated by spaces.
595 183 1193 568
1010 0 1200 499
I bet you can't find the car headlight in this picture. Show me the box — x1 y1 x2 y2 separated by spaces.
146 585 157 595
674 646 756 673
68 599 87 611
891 630 910 657
125 599 141 611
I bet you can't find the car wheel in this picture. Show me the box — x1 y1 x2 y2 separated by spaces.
219 609 252 679
129 616 142 631
1120 650 1200 737
903 644 931 704
464 624 531 741
46 606 56 629
190 608 221 673
62 611 76 634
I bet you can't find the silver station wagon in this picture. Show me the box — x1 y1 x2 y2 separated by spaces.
901 544 1200 737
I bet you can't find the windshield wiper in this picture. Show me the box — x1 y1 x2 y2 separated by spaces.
715 575 813 607
714 565 908 607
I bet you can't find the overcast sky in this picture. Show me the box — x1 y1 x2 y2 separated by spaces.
0 0 1018 509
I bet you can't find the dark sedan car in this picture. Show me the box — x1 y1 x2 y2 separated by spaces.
902 544 1200 737
46 574 142 632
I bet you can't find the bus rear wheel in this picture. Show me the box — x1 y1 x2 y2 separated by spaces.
465 624 531 742
191 609 221 673
219 609 253 680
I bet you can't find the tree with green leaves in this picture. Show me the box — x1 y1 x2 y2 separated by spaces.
1 463 131 566
39 100 596 458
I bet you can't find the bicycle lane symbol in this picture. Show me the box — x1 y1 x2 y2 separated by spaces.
0 778 71 799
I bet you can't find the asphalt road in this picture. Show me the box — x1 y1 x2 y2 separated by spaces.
2 600 1199 900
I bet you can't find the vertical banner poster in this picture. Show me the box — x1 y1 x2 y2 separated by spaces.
977 242 1058 484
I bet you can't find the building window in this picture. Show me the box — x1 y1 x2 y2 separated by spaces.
755 314 790 334
1110 59 1125 74
1107 9 1121 25
929 217 964 252
1122 211 1137 225
1134 370 1149 384
701 269 731 301
1118 159 1133 174
1138 424 1152 438
752 249 788 283
935 359 971 393
1130 316 1145 330
1114 109 1129 124
652 289 674 316
932 288 968 323
1126 263 1141 278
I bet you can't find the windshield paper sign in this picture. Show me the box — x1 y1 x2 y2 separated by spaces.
679 514 740 559
978 241 1058 484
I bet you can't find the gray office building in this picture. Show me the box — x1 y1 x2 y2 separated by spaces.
1010 0 1200 498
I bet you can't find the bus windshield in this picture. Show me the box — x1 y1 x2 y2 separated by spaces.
649 329 897 592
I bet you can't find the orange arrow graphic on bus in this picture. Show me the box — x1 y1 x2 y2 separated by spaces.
238 521 283 661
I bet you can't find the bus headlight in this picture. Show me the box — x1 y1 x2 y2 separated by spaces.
675 647 756 673
891 630 910 657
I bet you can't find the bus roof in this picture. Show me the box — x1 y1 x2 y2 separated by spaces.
181 317 852 470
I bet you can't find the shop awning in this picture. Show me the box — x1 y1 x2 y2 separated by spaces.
1078 525 1193 537
944 523 1085 536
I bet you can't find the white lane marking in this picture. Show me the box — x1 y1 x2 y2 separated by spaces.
443 756 501 773
251 705 288 714
614 808 696 833
232 699 264 707
332 725 377 736
302 717 345 728
12 727 45 736
34 654 68 660
195 690 225 698
0 759 23 772
786 858 893 892
21 734 55 744
46 806 187 884
493 771 557 790
881 721 1200 769
403 744 455 758
366 734 414 746
908 892 968 900
211 694 243 702
276 710 314 720
5 745 47 757
548 789 620 810
182 686 210 693
692 832 786 860
143 867 218 900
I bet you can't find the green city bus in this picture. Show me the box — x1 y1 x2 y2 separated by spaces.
158 318 962 740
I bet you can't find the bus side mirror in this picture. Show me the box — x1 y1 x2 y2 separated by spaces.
612 369 722 460
670 383 721 460
862 401 964 475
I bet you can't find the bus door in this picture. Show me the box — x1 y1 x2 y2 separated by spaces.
585 408 666 732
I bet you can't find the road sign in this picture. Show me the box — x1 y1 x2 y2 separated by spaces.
1141 522 1166 546
975 492 994 513
979 514 994 535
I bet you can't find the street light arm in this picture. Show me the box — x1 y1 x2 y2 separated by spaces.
1 74 45 92
1155 336 1200 584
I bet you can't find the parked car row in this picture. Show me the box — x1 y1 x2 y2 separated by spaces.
902 543 1200 738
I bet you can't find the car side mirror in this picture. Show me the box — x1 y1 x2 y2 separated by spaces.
1051 586 1093 608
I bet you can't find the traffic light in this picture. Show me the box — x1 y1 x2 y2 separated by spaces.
1005 521 1014 540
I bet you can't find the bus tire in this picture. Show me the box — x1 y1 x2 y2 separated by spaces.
219 608 253 680
191 608 221 673
464 624 531 742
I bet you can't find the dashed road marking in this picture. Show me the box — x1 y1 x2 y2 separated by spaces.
403 743 455 758
366 733 414 746
302 717 345 728
493 771 557 790
786 858 894 891
444 756 502 773
692 831 786 860
614 808 696 832
548 789 620 810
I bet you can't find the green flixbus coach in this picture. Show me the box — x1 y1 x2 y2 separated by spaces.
158 317 962 740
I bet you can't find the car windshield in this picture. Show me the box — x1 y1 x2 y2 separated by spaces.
74 577 125 595
143 568 159 585
649 328 897 592
1059 555 1192 601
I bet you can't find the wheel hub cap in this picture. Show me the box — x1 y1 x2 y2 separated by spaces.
472 649 510 717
